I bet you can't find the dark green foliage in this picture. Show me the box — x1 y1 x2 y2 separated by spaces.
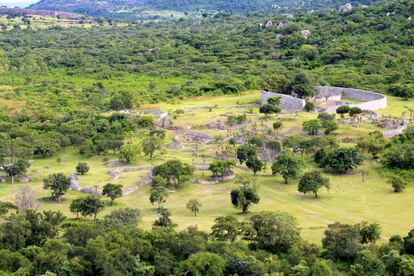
356 221 381 244
304 101 315 112
75 162 90 175
303 119 322 135
236 144 257 164
289 72 315 98
43 173 71 202
271 150 304 184
321 147 363 173
390 176 407 193
243 211 300 253
153 207 176 228
210 216 242 243
152 160 194 189
101 208 141 227
259 103 281 116
245 157 264 176
298 170 330 198
208 160 236 181
102 183 123 205
230 178 260 213
336 105 350 118
349 107 363 117
357 131 385 158
70 195 104 221
322 223 362 260
385 144 414 169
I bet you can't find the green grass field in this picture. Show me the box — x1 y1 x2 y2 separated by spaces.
0 91 413 244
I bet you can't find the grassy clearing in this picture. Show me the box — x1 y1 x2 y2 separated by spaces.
0 91 413 244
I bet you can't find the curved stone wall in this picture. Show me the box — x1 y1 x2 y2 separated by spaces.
315 86 387 112
262 91 305 112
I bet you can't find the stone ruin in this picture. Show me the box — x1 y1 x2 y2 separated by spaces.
262 86 387 113
176 131 214 144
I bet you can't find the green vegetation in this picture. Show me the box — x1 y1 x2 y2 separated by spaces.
0 0 413 274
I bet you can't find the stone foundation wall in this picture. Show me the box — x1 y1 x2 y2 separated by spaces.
262 91 305 111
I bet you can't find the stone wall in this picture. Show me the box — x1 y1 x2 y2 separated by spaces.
262 91 305 112
315 86 387 112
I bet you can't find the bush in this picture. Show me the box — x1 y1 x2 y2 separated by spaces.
390 176 407 193
76 163 90 175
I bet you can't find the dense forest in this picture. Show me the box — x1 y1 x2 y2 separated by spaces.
0 0 413 112
30 0 382 16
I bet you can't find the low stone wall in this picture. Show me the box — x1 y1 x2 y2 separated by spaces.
315 86 387 112
261 91 305 112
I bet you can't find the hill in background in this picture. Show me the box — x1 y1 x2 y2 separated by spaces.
29 0 382 18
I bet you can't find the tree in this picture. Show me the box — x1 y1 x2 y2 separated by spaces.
43 173 71 202
245 157 264 176
186 199 201 216
152 160 194 189
236 144 256 164
298 170 330 198
118 143 141 163
321 120 338 135
267 96 281 106
356 221 381 244
102 208 141 227
322 223 362 260
208 160 236 181
304 101 315 112
230 177 260 213
72 196 104 221
272 151 304 184
76 162 90 175
303 120 322 135
289 72 314 98
70 198 83 219
142 136 162 160
102 183 123 205
322 148 363 173
357 131 385 158
180 252 226 276
403 229 414 255
152 207 176 228
149 176 169 206
14 186 38 212
310 260 333 276
349 107 363 122
385 144 414 169
390 176 407 193
259 103 281 117
243 211 300 253
272 121 283 133
336 105 350 119
211 216 242 243
0 138 33 184
350 249 385 276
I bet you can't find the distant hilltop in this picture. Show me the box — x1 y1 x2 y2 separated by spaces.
28 0 382 18
0 7 85 19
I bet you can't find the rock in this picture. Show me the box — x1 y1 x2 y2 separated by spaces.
300 30 311 39
265 20 273 28
18 176 30 183
339 3 352 13
106 160 125 167
0 176 6 183
44 165 50 169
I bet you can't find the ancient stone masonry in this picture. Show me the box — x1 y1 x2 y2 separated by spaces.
261 91 305 112
315 86 387 112
262 86 387 113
